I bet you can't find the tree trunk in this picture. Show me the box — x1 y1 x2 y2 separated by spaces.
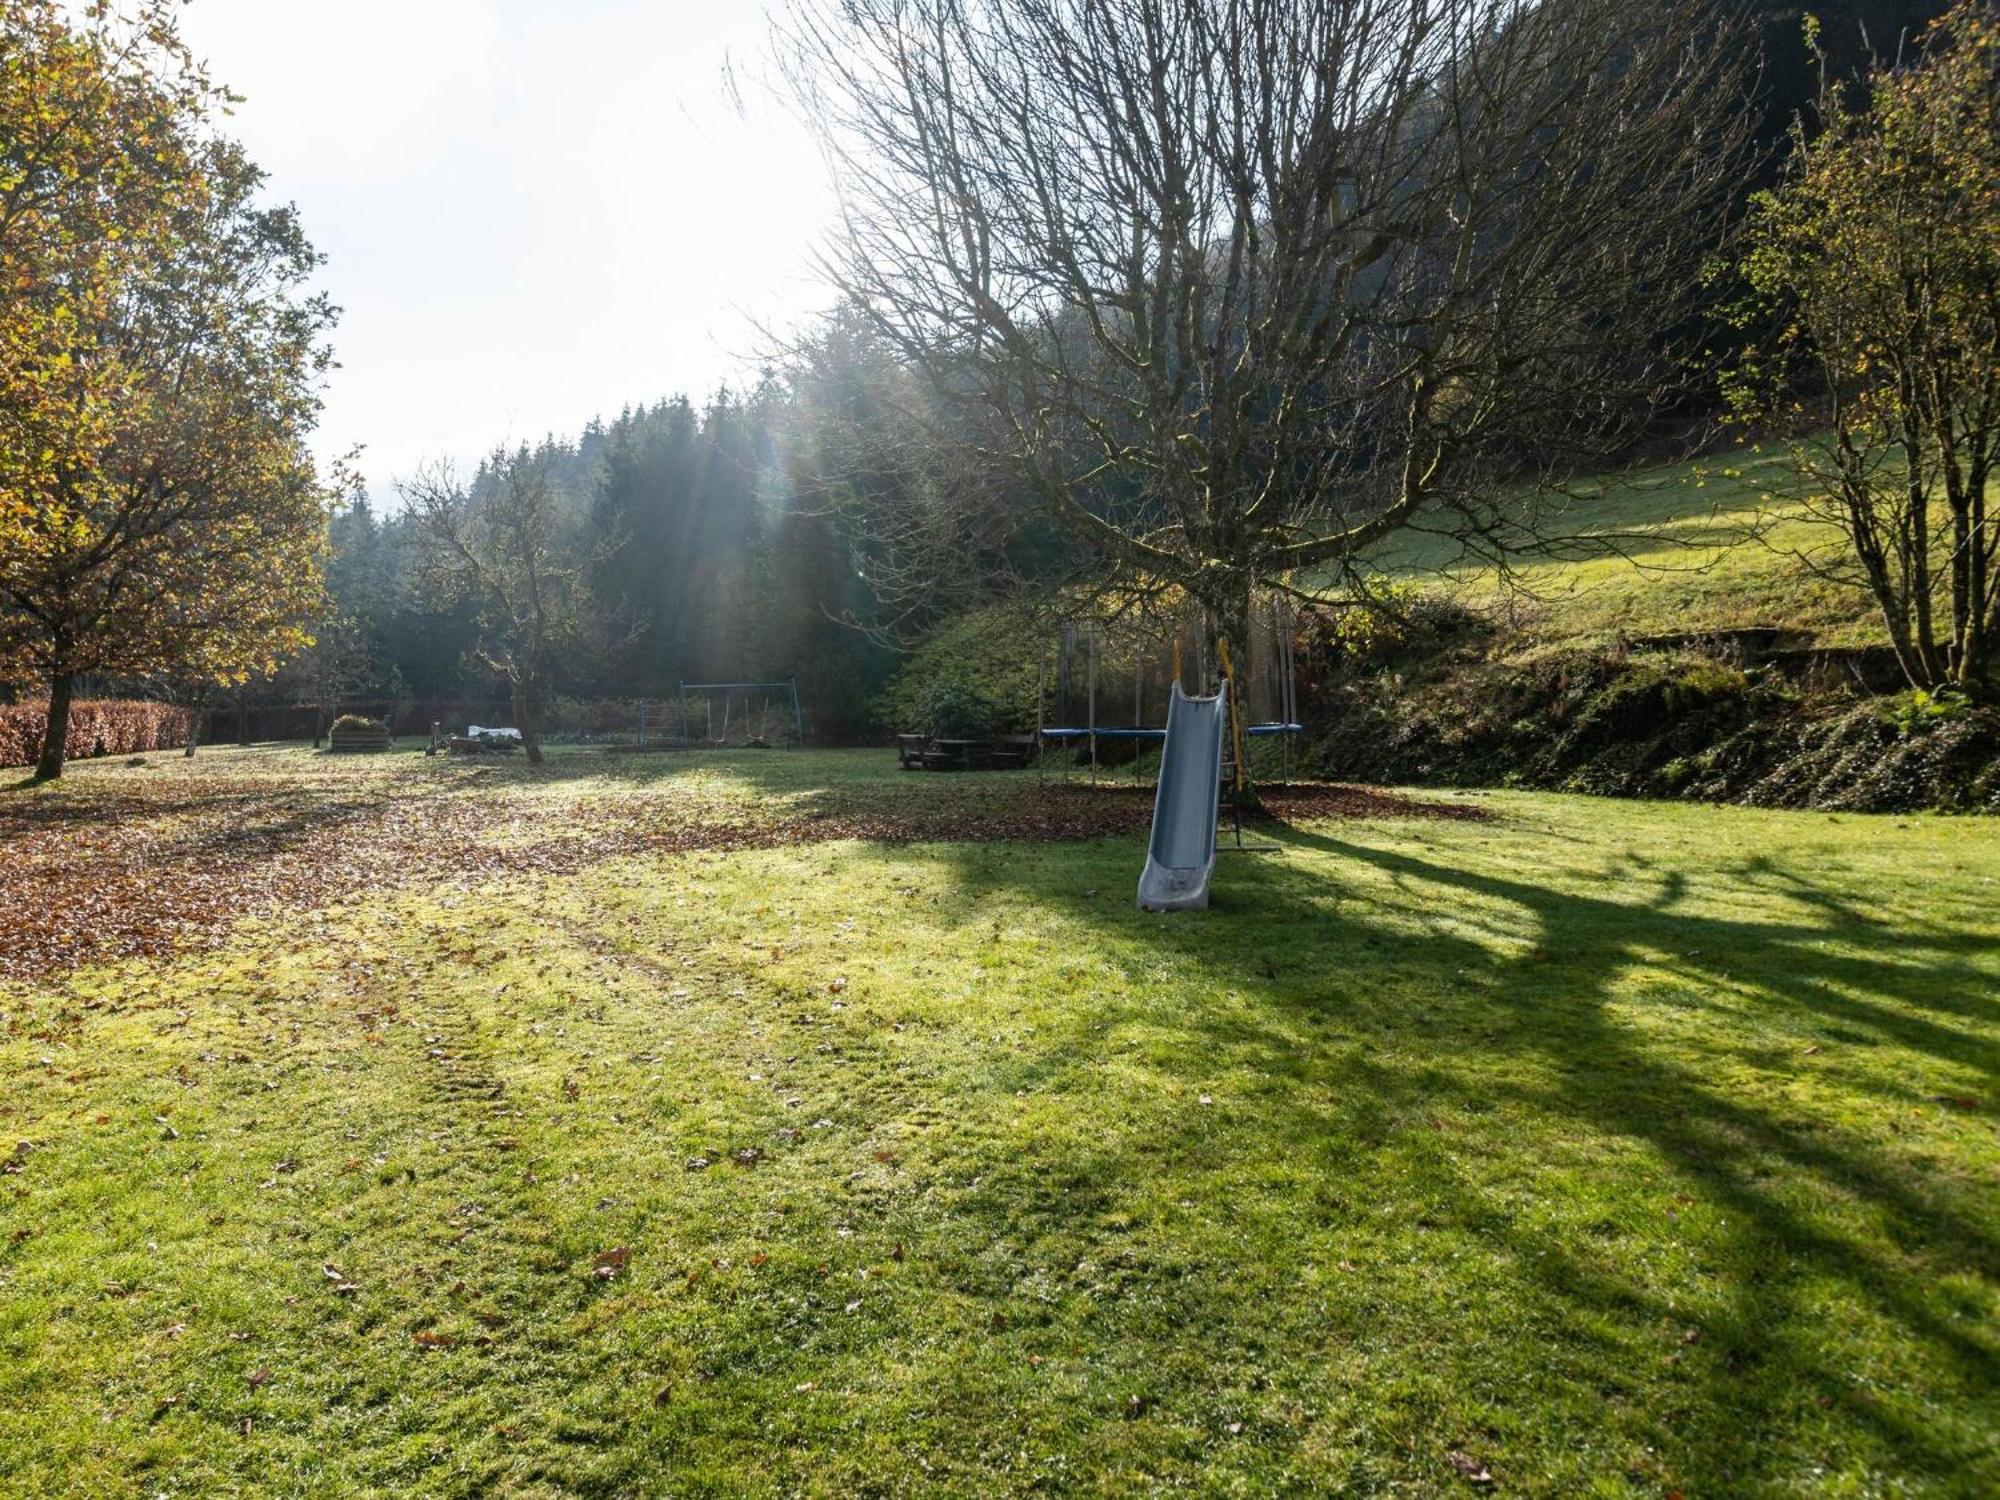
184 691 206 759
1195 573 1253 695
1195 573 1259 806
1964 453 1991 694
34 672 75 781
513 674 545 765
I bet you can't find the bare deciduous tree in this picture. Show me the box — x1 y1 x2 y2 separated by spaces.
781 0 1751 641
1728 2 1999 693
405 449 622 764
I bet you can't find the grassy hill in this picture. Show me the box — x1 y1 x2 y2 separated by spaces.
1306 441 2000 811
1363 443 1885 650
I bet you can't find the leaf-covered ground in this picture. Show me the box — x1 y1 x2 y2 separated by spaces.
0 745 1469 979
1 747 1995 1496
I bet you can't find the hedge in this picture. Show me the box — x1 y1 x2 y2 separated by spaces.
0 699 194 769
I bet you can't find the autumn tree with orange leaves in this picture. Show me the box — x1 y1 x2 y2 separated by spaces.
0 1 339 779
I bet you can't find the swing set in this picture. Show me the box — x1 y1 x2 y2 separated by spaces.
675 680 806 749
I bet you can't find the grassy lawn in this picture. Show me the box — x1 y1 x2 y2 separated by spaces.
1362 445 1885 648
2 747 1995 1495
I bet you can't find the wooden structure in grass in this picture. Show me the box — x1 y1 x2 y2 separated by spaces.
897 733 1037 771
328 715 392 753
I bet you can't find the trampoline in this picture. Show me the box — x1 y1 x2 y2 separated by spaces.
1036 596 1303 784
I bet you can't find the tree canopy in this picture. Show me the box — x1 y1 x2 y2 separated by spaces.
780 0 1753 639
0 0 337 777
1 0 219 551
1727 0 1999 692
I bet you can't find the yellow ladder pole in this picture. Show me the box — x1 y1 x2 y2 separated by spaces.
1215 638 1252 799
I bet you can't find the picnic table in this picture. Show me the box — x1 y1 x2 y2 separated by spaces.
896 734 1037 771
988 734 1037 769
924 738 991 771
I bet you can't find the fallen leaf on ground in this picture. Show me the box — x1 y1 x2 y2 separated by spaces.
2 776 1485 991
1447 1451 1494 1484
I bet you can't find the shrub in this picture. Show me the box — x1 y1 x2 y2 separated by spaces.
549 697 644 736
0 699 193 769
1557 655 1754 755
876 607 1042 736
911 673 996 739
1880 687 1973 737
1297 584 1489 667
329 713 389 734
1303 632 2000 813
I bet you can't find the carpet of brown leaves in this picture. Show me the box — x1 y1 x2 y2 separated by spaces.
0 753 1482 979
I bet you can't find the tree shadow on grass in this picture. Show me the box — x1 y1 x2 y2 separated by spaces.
901 815 1999 1490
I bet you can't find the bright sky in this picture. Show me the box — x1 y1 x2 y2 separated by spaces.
177 0 834 501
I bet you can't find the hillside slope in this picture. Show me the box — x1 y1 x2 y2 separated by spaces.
1303 442 2000 812
1361 443 1882 650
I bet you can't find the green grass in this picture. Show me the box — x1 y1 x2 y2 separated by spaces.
2 748 1996 1495
1363 445 1886 647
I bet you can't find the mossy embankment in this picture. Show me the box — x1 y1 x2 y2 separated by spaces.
1304 447 2000 811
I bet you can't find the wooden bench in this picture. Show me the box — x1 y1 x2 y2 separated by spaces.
897 734 930 769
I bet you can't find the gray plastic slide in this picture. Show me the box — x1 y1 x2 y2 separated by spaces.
1136 680 1228 911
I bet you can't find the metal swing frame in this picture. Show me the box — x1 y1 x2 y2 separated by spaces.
676 679 806 749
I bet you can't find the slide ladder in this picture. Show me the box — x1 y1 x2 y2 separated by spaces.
1135 680 1228 911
